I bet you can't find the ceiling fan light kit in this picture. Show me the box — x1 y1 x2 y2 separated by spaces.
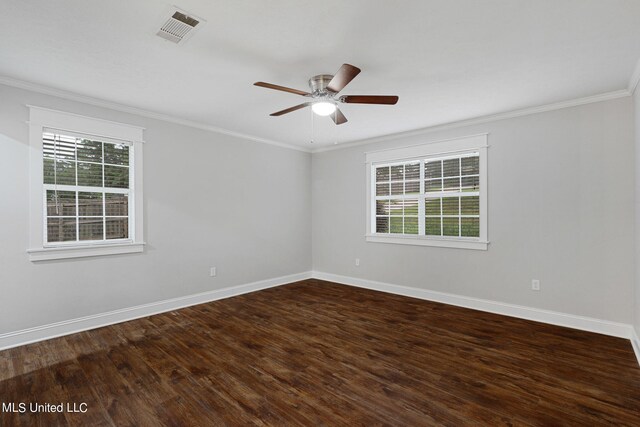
311 101 336 116
254 63 399 126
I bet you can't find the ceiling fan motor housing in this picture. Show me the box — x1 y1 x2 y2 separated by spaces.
309 74 335 95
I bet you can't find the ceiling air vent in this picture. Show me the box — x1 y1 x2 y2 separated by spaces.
156 8 203 44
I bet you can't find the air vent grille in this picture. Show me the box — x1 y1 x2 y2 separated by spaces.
157 10 201 44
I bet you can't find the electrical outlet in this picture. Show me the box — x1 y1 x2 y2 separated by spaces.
531 279 540 291
355 258 360 267
210 267 217 277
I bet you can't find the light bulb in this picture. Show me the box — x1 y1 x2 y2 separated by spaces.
312 101 336 116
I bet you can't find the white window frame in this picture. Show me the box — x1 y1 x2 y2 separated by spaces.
27 106 145 261
365 134 488 250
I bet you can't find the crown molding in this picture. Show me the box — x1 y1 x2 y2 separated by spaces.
0 75 311 153
312 89 631 153
1 74 633 156
628 59 640 96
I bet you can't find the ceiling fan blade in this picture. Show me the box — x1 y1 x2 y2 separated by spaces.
331 108 348 125
339 95 399 105
270 103 311 116
327 64 361 93
254 82 310 96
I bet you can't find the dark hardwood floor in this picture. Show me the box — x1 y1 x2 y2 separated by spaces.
1 279 639 426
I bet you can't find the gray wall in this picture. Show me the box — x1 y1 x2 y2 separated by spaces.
312 97 635 323
635 88 640 333
0 84 312 334
1 83 635 335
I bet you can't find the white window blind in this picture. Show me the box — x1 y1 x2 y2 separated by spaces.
43 129 132 245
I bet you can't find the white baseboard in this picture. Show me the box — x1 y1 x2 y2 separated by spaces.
3 269 638 368
0 271 312 351
312 271 635 340
632 328 640 366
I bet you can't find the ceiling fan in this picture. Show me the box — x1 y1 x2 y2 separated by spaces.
254 64 399 125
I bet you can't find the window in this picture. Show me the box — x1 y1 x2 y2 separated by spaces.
366 134 488 250
44 131 131 244
28 107 145 261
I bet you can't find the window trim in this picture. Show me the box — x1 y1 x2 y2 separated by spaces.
365 133 488 250
27 106 145 261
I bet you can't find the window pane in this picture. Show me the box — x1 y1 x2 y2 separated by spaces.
43 158 55 184
462 155 479 175
104 165 129 189
405 180 420 194
404 217 418 234
46 190 76 216
425 160 442 179
443 158 460 177
443 177 460 191
79 218 104 241
390 165 404 180
425 217 441 236
78 192 103 216
425 198 441 216
425 179 442 193
376 183 390 196
77 162 102 187
376 166 389 182
390 182 403 195
376 216 389 233
390 217 403 233
106 217 128 239
461 217 480 237
47 217 76 242
376 200 388 215
443 217 459 236
461 176 479 192
389 199 403 216
405 163 420 180
404 199 419 216
461 196 479 215
442 197 460 215
77 139 103 163
54 160 76 185
105 193 128 216
104 143 129 166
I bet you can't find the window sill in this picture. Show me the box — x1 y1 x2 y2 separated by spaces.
366 234 488 250
27 242 145 261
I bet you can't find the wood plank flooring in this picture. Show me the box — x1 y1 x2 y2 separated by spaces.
1 279 639 426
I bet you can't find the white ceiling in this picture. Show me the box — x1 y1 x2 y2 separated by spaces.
1 0 640 149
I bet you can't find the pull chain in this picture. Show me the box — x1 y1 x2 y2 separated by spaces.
310 108 315 144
